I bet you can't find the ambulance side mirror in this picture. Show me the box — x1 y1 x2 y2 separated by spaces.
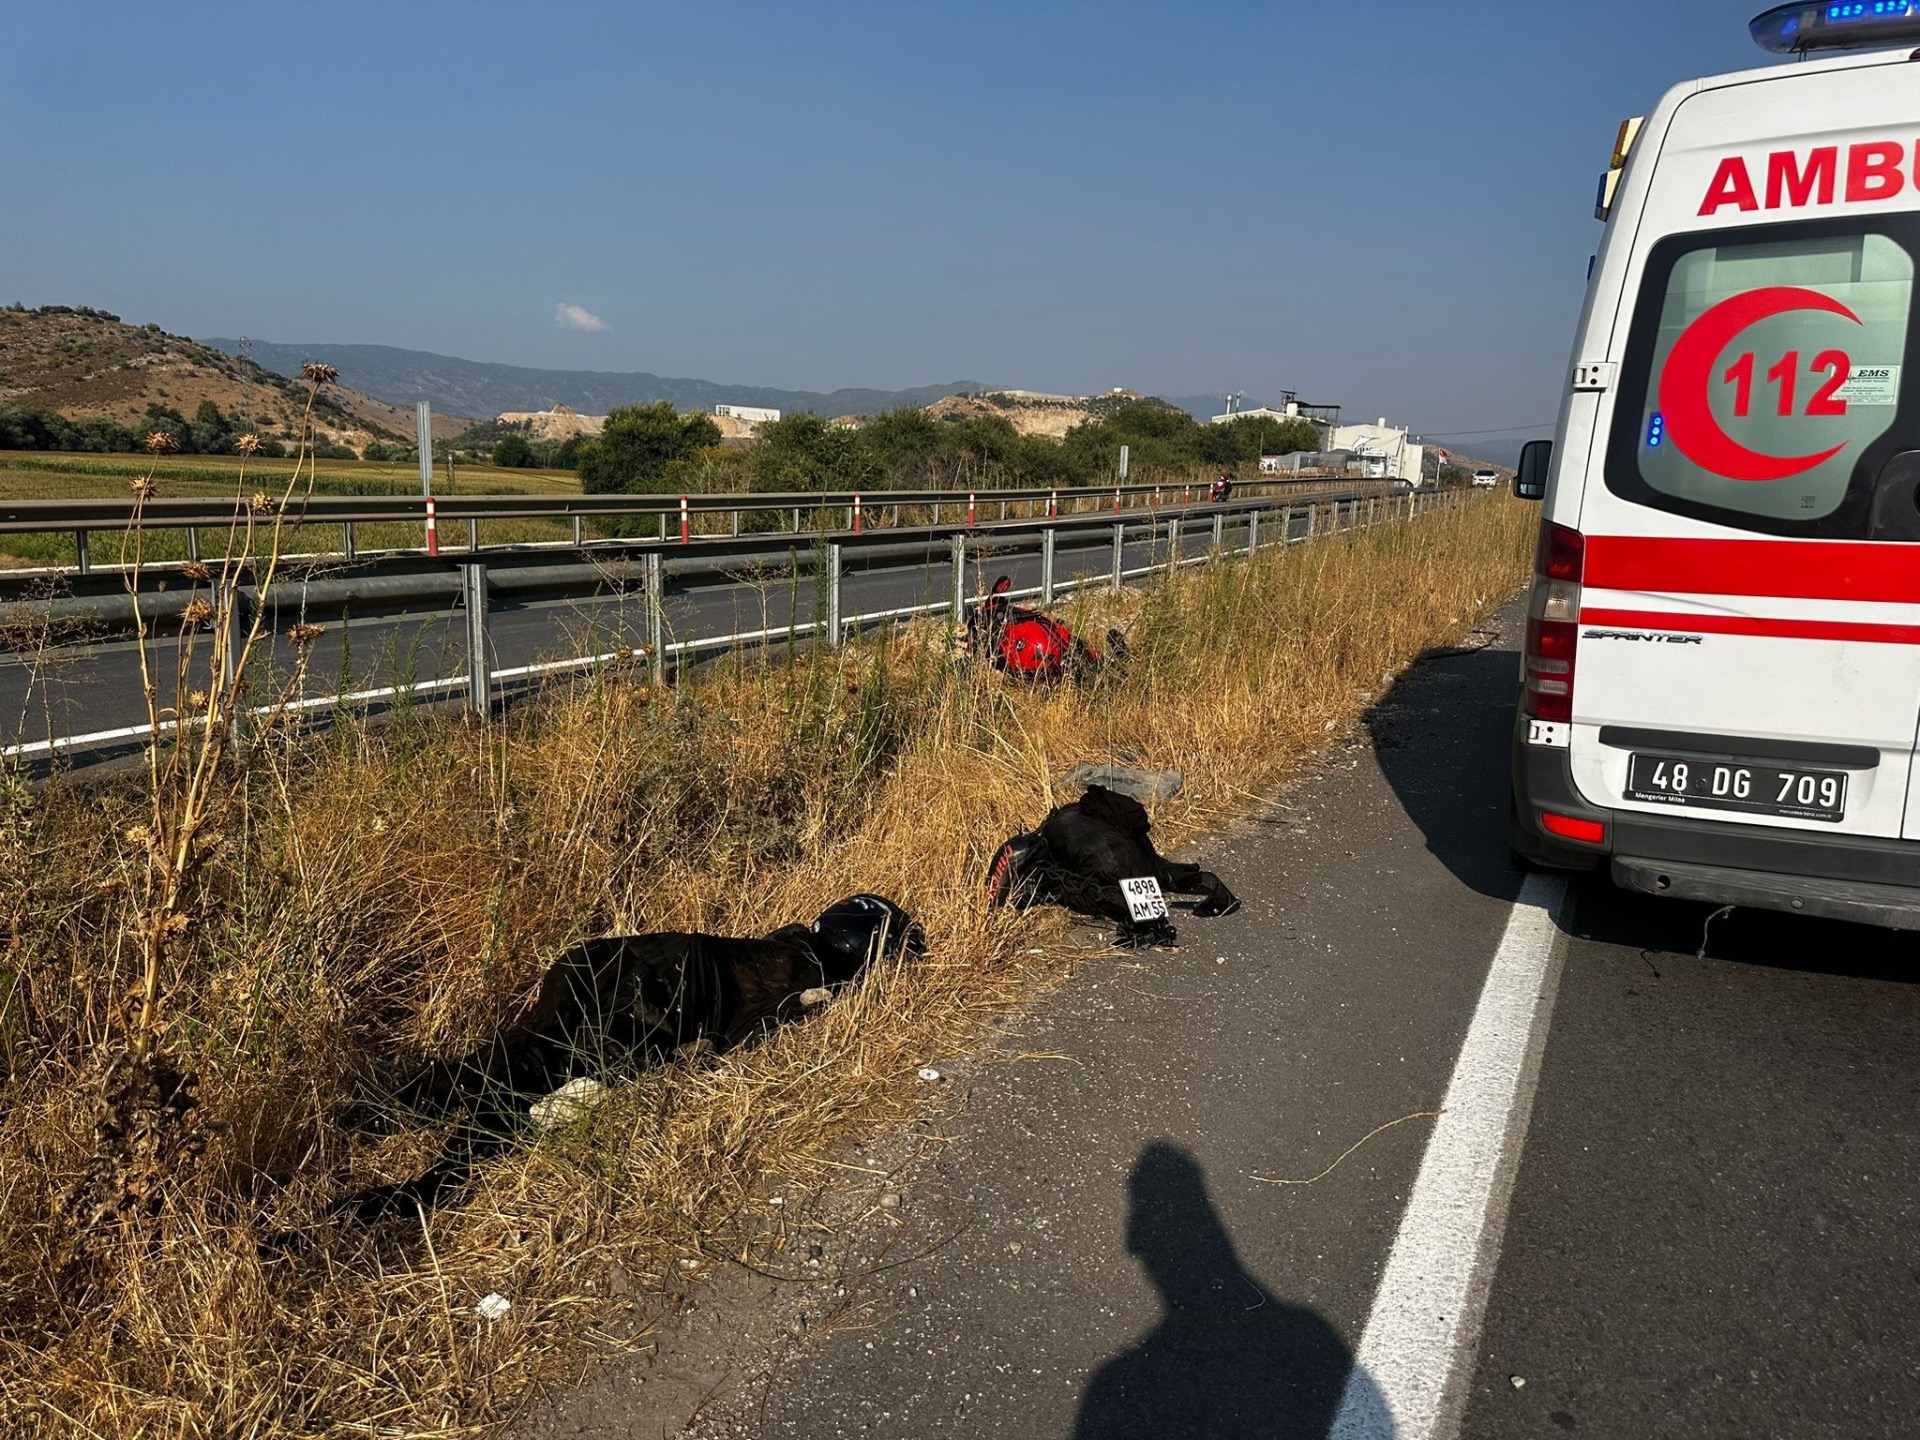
1513 440 1552 501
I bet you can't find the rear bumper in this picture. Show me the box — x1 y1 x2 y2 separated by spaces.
1509 708 1920 928
1610 856 1920 930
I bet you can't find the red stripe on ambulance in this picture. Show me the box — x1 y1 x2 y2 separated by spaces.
1700 141 1920 216
1585 535 1920 604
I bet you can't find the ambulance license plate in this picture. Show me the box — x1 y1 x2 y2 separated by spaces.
1625 753 1846 823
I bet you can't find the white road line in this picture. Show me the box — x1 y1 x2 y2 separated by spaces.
1331 872 1570 1440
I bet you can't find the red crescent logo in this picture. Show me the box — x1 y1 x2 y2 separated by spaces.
1658 286 1860 482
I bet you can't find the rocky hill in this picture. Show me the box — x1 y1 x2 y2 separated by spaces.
205 338 987 424
922 388 1186 439
0 307 470 449
493 403 605 442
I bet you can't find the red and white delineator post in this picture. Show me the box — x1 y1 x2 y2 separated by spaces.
680 495 691 544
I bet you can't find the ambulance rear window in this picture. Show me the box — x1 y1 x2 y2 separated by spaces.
1609 225 1916 535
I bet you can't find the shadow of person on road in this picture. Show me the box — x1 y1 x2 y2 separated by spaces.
1073 1142 1389 1440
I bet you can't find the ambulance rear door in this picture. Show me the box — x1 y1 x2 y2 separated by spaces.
1568 61 1920 844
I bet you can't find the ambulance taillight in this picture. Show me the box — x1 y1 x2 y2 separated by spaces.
1523 523 1585 725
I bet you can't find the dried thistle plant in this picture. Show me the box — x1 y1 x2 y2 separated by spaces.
60 352 341 1263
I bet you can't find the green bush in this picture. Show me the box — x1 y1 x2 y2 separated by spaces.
576 402 723 494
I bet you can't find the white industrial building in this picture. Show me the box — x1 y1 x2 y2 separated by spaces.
714 403 781 424
1328 418 1425 485
1209 394 1425 484
1210 403 1297 426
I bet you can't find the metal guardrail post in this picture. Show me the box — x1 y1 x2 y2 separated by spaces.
826 542 843 648
659 514 669 543
217 590 249 758
1247 508 1259 554
572 514 583 546
732 509 741 537
1212 511 1225 549
1110 522 1124 591
1041 527 1056 604
187 528 200 563
467 518 480 551
461 561 489 714
1305 503 1316 538
1167 517 1182 575
75 530 89 576
647 551 665 687
343 521 356 560
950 533 965 623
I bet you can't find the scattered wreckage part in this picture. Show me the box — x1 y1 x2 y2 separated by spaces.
1060 762 1184 804
986 784 1241 945
967 574 1121 684
326 894 923 1228
527 1076 611 1131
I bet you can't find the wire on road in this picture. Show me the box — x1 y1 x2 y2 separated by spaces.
1248 1110 1445 1188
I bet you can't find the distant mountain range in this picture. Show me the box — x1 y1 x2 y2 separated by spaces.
204 339 997 423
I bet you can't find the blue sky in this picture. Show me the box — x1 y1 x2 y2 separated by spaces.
4 2 1775 442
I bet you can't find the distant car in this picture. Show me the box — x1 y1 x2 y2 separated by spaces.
1472 469 1499 488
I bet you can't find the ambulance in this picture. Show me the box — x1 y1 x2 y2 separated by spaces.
1509 3 1920 928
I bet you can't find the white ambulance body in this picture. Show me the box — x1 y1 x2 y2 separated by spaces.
1510 6 1920 928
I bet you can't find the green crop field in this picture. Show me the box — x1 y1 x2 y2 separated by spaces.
0 451 588 567
0 449 585 501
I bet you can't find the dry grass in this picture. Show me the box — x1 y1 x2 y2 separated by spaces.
0 493 1535 1438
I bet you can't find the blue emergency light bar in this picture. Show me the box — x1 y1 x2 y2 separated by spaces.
1752 2 1920 53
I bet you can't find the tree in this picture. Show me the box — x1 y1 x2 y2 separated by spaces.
491 433 537 468
140 402 193 454
576 402 723 494
1197 415 1322 465
189 399 234 455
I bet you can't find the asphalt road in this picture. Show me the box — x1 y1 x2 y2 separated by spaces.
521 596 1920 1439
1 508 1308 761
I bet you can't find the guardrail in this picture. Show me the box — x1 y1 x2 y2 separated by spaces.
2 484 1456 765
0 475 1362 575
